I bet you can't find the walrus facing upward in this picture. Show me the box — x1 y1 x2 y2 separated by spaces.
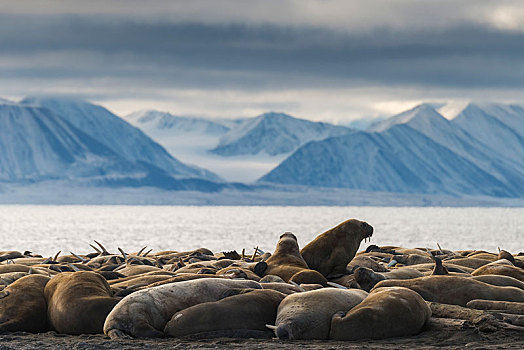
0 274 50 332
45 271 120 334
261 232 326 285
164 289 286 338
103 278 261 339
329 286 431 340
301 219 373 278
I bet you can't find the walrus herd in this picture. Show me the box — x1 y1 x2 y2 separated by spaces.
1 218 523 341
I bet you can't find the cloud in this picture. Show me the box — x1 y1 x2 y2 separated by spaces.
1 1 524 119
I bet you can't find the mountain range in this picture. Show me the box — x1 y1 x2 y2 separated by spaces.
261 103 524 197
2 96 524 202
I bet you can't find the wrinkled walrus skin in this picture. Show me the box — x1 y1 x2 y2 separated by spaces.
103 278 261 338
330 286 431 340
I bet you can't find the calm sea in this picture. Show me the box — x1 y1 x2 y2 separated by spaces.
0 206 522 257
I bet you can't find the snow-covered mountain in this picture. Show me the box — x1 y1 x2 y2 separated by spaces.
21 97 220 181
126 110 230 136
452 103 524 168
260 102 524 197
260 124 513 197
368 104 524 194
210 112 352 156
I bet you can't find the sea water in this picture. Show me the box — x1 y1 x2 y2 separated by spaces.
0 206 522 256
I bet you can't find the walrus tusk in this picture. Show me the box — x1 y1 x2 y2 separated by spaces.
89 244 102 254
387 259 398 268
7 259 14 264
94 240 109 254
137 246 147 256
251 247 259 261
118 248 128 262
67 263 81 272
327 281 348 289
437 243 444 254
289 280 306 292
70 252 87 263
498 247 501 253
28 267 34 274
241 248 245 260
255 248 266 254
265 324 278 335
53 251 61 262
143 249 153 257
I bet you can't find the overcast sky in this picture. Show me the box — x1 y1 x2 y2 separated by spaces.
2 0 524 122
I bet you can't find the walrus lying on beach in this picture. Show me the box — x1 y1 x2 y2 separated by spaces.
0 274 50 332
372 275 524 306
354 266 424 291
301 219 373 278
165 289 286 338
103 278 261 339
329 286 431 340
260 232 327 286
471 260 524 282
270 288 368 340
45 271 120 334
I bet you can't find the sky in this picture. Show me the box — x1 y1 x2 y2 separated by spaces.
2 0 524 122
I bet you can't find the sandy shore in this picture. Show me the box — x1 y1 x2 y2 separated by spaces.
1 325 523 350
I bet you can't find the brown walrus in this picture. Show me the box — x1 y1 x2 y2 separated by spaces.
45 271 120 334
164 289 286 337
0 274 50 332
271 288 368 340
471 260 524 282
354 266 424 292
372 275 524 306
261 232 326 285
301 219 373 278
329 286 431 340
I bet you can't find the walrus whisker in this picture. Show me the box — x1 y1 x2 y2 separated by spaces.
118 248 128 262
67 263 81 272
53 251 61 262
94 240 109 254
327 281 348 289
137 246 147 256
89 244 102 254
70 252 87 263
143 249 153 257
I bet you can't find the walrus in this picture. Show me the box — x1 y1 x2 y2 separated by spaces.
45 271 120 334
372 275 524 306
329 286 431 340
103 278 261 338
466 299 524 314
347 255 388 273
261 232 322 284
0 274 50 332
165 289 286 337
472 275 524 290
354 266 424 292
271 288 368 340
471 261 524 282
300 219 373 278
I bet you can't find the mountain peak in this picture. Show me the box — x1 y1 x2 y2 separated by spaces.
368 103 446 132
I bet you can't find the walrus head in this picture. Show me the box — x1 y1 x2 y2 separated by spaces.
338 219 374 244
354 267 384 292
